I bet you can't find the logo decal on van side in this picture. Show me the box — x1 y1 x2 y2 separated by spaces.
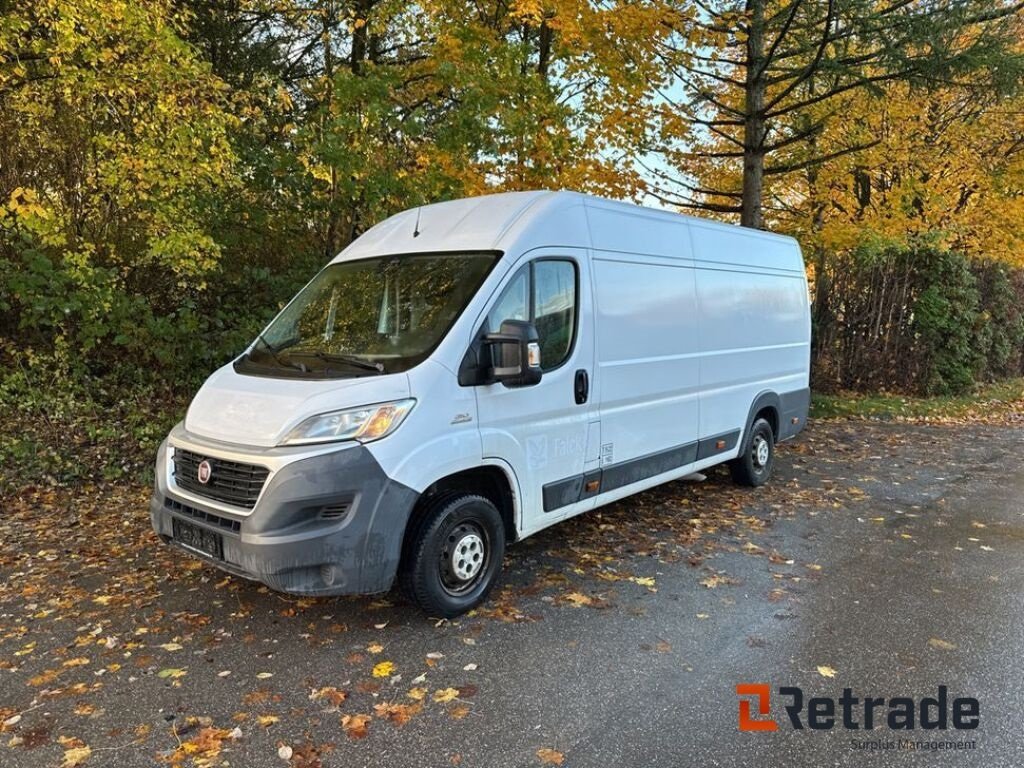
526 436 548 470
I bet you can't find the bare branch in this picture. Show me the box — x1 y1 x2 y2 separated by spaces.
764 140 882 176
761 0 835 115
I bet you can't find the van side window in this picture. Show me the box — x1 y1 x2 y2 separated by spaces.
533 260 576 370
487 259 578 372
487 268 529 332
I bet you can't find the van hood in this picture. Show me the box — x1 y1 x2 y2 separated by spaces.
184 363 412 448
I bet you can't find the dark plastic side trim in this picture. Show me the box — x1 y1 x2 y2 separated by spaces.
778 387 810 441
600 441 699 494
696 429 741 460
542 438 715 513
542 474 586 513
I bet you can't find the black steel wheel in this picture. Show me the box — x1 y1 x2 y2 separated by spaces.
400 493 505 617
729 417 775 487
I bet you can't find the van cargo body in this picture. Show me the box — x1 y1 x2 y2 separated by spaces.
150 191 810 616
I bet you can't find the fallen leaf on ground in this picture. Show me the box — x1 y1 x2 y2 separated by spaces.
62 746 91 767
310 687 347 708
374 702 420 726
536 747 565 765
341 714 371 739
816 666 837 678
563 592 593 607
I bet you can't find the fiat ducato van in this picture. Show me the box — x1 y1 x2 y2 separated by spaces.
150 190 810 616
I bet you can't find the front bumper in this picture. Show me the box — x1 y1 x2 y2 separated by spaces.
150 428 418 595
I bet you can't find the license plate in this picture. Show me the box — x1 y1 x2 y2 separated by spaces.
172 518 223 560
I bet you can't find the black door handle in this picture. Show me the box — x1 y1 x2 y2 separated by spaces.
574 369 589 405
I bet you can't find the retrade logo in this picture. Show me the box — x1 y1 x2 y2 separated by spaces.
736 684 979 732
197 459 213 485
737 684 778 731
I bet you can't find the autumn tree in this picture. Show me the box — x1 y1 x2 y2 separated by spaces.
651 0 1024 229
0 0 238 371
178 0 678 256
796 82 1024 263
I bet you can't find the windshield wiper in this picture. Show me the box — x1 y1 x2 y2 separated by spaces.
254 334 307 372
311 351 385 374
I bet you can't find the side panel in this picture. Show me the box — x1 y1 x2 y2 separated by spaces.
592 253 701 471
687 219 804 271
690 225 810 442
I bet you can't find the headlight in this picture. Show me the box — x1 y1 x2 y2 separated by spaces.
281 399 416 446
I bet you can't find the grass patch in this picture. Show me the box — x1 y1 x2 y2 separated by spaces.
811 377 1024 422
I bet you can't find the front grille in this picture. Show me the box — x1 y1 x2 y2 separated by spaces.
164 496 242 533
319 502 352 521
172 448 269 509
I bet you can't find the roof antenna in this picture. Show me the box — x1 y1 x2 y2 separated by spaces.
412 206 421 238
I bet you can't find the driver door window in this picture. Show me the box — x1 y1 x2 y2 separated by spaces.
488 259 578 372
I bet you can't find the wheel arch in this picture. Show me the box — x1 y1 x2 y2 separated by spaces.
402 462 520 557
744 390 781 443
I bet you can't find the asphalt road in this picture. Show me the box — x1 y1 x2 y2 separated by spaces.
2 420 1023 767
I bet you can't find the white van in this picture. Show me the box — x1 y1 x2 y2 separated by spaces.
151 191 810 616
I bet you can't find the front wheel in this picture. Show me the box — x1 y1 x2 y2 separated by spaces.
729 417 775 487
399 493 506 618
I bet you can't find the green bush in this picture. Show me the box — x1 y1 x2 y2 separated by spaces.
972 261 1024 380
910 245 983 395
1 231 322 392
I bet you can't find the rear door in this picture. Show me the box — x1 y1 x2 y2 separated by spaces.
474 248 599 533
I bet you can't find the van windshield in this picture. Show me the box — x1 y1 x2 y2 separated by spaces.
236 252 498 378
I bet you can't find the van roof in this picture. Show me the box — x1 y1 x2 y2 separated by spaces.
332 190 798 263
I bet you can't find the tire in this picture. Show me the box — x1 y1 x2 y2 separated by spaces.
729 417 775 487
399 493 506 618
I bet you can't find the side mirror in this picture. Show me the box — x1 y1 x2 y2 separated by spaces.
484 319 542 387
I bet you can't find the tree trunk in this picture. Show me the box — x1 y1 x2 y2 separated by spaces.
741 0 767 229
804 76 830 376
322 1 340 259
350 0 372 74
537 20 552 80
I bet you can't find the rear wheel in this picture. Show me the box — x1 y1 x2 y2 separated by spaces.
400 493 505 617
729 417 775 487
